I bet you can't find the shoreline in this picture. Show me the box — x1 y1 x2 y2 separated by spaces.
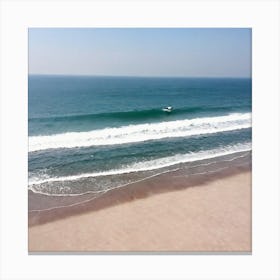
29 164 251 252
29 160 250 226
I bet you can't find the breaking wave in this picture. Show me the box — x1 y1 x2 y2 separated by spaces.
29 113 251 152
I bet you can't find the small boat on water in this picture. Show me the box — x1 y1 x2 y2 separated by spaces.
162 106 173 113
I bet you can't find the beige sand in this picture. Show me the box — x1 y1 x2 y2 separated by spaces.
28 171 251 252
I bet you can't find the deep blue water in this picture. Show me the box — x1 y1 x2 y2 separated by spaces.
28 75 252 196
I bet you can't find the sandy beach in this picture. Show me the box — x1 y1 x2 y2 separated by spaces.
29 167 251 252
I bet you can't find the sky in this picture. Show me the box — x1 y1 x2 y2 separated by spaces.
29 28 251 77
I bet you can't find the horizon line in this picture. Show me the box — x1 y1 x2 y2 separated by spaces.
28 73 251 79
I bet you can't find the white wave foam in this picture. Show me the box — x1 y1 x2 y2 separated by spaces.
29 142 251 185
29 113 251 152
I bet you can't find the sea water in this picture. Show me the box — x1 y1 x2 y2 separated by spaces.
28 76 252 196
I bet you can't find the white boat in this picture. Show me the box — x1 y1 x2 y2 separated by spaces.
162 106 173 113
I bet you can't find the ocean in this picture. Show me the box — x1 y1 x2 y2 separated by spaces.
28 75 252 202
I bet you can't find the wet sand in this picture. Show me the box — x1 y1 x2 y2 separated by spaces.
28 166 251 252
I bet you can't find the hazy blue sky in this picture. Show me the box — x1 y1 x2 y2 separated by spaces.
29 28 251 77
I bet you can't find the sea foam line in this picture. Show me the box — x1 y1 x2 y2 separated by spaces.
29 160 250 211
28 152 250 197
29 113 251 152
29 142 251 185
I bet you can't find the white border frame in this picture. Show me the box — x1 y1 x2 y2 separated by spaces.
1 0 279 279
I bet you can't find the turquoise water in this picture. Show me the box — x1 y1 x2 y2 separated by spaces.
28 75 252 196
